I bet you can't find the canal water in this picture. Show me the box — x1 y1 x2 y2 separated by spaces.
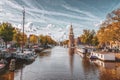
0 46 120 80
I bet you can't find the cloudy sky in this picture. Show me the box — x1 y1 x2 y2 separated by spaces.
0 0 120 41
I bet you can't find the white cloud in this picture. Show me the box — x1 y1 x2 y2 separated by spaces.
94 20 103 27
66 24 71 30
62 5 100 19
46 24 55 29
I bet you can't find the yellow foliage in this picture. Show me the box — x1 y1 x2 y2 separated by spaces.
29 34 38 44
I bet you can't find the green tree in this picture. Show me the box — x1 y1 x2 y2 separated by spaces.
80 29 95 45
92 36 99 46
0 22 15 48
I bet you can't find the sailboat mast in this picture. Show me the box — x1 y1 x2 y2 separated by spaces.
22 7 25 53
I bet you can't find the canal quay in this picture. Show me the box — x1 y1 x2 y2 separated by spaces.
0 46 120 80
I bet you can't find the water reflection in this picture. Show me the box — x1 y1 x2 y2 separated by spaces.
82 57 99 80
93 60 120 80
0 71 14 80
82 57 97 72
0 60 29 80
68 48 75 76
38 49 51 58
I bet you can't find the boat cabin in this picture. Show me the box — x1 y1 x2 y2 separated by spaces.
90 51 115 61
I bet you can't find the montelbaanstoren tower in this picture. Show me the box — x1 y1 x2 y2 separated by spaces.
69 24 74 48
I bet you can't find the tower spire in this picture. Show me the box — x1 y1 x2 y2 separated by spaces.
69 24 73 35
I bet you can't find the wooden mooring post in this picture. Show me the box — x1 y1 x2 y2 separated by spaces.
9 59 16 71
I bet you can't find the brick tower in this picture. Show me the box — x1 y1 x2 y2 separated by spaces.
69 24 74 48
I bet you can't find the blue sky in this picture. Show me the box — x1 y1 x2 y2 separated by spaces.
0 0 120 40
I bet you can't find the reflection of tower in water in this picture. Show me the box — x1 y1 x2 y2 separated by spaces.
68 48 75 76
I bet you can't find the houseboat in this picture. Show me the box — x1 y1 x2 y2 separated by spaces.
93 60 116 69
90 51 115 61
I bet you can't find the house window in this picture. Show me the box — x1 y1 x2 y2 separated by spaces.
101 55 103 58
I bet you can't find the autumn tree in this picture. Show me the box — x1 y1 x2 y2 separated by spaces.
62 40 69 45
39 34 44 45
80 29 96 46
92 36 99 46
13 28 27 47
97 8 120 48
38 34 56 46
29 34 38 44
106 8 120 42
0 22 15 48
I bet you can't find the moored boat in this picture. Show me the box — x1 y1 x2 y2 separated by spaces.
89 55 98 59
0 59 7 70
14 48 37 61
